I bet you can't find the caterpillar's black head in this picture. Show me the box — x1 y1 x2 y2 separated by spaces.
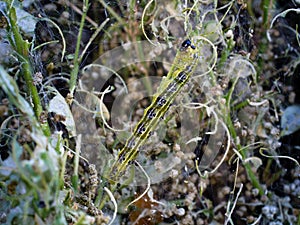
180 39 196 51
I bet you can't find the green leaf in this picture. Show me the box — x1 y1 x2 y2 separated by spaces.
0 66 35 119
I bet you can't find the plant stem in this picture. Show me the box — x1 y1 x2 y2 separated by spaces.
69 0 89 96
7 4 50 136
225 102 264 196
209 69 264 195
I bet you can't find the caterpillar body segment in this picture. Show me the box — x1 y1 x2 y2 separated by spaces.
109 39 199 181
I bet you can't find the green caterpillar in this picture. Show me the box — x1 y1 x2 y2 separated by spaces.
110 39 199 181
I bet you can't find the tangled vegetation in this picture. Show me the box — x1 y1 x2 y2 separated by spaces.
0 0 299 224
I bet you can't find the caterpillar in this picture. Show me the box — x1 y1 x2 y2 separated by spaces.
109 39 199 181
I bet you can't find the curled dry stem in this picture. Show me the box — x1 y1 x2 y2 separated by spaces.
259 148 300 168
125 161 151 210
195 119 231 177
99 86 116 133
184 102 219 145
103 187 117 225
79 18 110 61
192 36 218 78
268 8 300 41
141 0 157 46
224 184 243 225
82 64 128 94
40 18 66 62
